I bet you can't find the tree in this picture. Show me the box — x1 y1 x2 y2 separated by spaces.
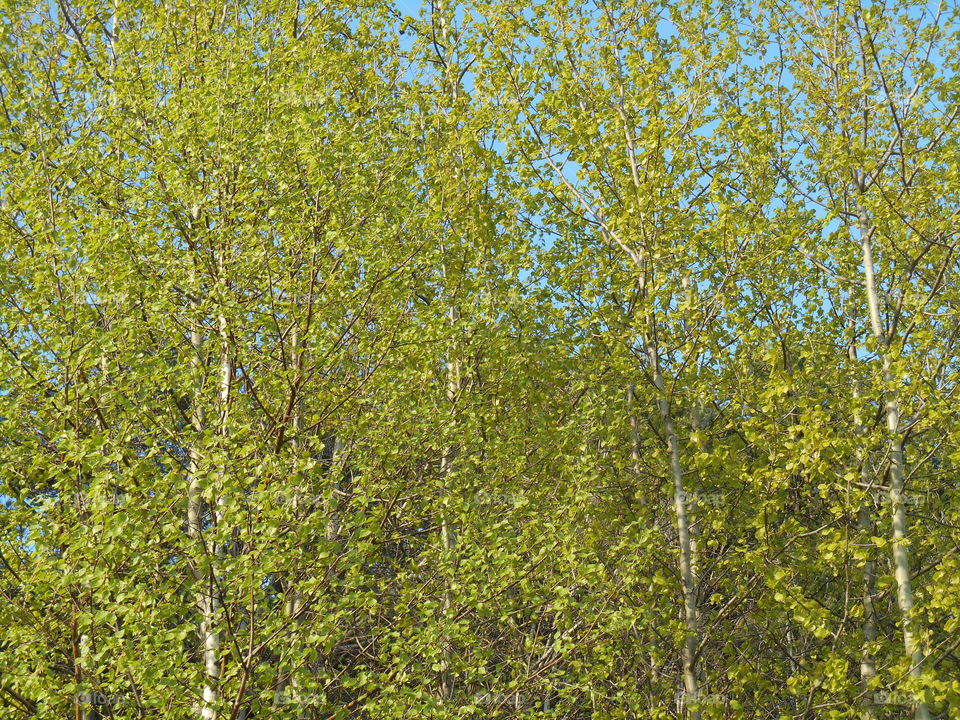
2 0 959 718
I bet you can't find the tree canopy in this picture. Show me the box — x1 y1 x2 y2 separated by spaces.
1 0 959 718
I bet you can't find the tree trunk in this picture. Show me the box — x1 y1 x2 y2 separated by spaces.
643 336 701 720
187 234 231 720
847 302 877 719
857 203 928 720
439 305 461 704
186 259 215 720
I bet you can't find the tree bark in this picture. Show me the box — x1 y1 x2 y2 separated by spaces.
186 225 231 720
643 336 701 720
847 302 877 719
857 202 928 720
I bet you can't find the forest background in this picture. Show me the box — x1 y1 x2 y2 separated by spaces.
1 0 959 719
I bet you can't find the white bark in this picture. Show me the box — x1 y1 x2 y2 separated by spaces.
326 436 344 544
274 328 311 717
439 305 460 704
858 502 878 719
615 88 702 714
847 303 877 719
433 4 463 702
79 632 92 720
186 220 230 720
204 271 234 716
643 336 701 720
857 204 928 720
186 258 215 720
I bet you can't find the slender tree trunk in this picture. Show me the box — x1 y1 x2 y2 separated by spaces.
290 326 305 657
847 302 877 719
186 258 214 720
326 435 344 544
627 384 644 486
627 385 657 703
858 502 878 717
665 406 701 720
198 317 231 720
187 232 231 720
78 630 93 720
439 305 461 704
617 94 702 715
642 335 701 720
433 3 464 703
857 202 928 720
205 269 234 716
276 328 307 716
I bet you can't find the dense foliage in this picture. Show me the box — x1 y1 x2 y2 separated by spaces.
1 0 959 718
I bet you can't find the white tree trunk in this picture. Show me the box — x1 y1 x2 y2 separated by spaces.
847 303 877 719
439 305 461 704
643 336 701 720
186 260 214 720
857 205 928 720
858 502 878 719
186 233 231 720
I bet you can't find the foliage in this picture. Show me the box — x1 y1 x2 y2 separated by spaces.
1 0 959 718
